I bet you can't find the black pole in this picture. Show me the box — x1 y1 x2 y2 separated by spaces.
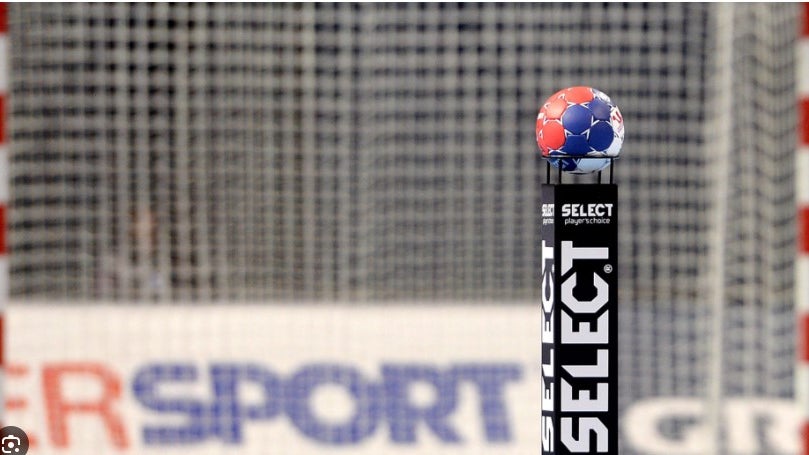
541 177 619 454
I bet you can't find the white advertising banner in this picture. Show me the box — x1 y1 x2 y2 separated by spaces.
4 303 800 455
7 304 540 454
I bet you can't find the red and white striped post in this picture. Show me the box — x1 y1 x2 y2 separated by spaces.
798 4 809 453
0 2 7 425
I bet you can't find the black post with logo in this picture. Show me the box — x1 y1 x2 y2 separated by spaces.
540 174 618 454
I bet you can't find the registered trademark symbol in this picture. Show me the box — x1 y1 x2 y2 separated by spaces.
603 264 613 274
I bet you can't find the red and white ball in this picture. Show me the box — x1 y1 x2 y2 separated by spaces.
536 86 624 173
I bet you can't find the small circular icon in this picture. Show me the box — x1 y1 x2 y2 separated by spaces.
603 264 613 274
0 426 29 455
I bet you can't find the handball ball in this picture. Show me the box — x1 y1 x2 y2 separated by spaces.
536 86 624 174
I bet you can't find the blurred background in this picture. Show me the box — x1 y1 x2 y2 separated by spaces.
3 3 802 454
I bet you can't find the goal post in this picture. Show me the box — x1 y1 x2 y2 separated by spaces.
0 1 7 427
797 4 809 454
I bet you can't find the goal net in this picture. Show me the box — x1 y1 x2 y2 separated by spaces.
6 3 800 454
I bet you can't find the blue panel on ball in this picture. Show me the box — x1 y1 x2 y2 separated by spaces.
561 104 592 134
561 134 590 156
549 157 580 172
587 121 614 152
571 157 611 174
588 98 612 121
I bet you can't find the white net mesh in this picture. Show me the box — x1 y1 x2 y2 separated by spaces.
6 3 799 454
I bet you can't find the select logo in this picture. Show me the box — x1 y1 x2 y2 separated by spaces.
561 203 614 226
542 204 555 225
0 427 29 455
559 241 611 453
540 239 555 452
561 203 613 218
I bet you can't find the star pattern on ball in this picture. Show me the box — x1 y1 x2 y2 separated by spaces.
536 86 624 174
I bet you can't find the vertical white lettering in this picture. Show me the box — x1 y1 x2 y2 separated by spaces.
561 417 609 453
